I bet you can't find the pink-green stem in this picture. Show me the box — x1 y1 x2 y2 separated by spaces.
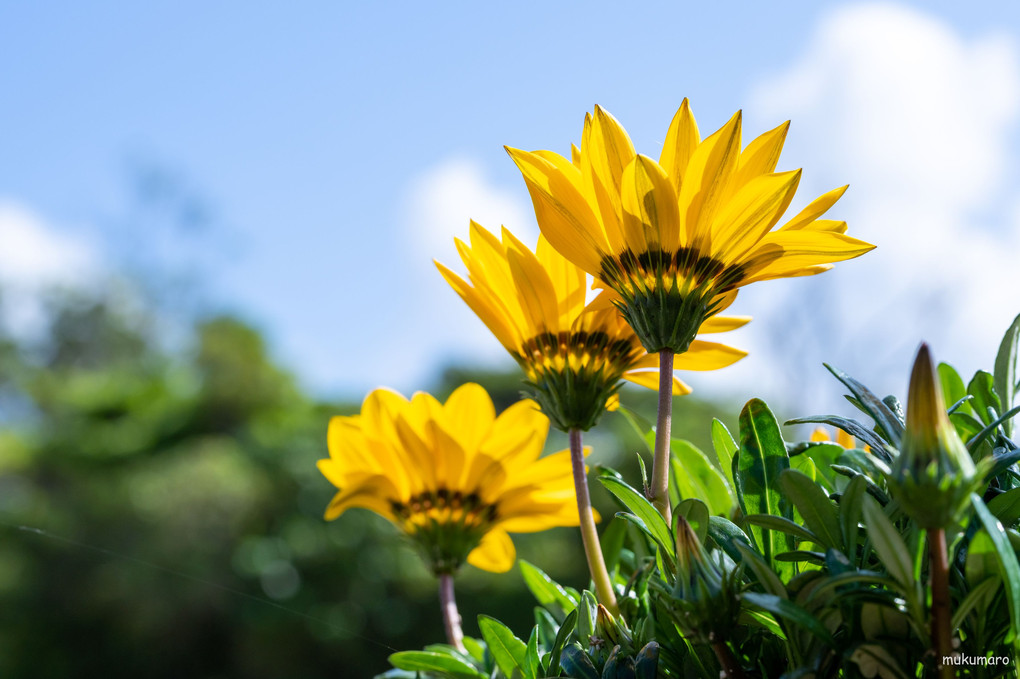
439 573 465 652
930 528 955 678
569 428 619 616
650 349 674 525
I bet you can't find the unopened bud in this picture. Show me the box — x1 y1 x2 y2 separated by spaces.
889 344 981 528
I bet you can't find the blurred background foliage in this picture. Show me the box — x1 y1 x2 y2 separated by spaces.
0 277 737 677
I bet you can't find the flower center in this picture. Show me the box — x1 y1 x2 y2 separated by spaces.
390 489 499 574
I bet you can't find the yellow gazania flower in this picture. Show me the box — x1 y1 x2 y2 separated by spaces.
435 221 748 430
506 100 875 354
810 426 857 449
317 383 583 574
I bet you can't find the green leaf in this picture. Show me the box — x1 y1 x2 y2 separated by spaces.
600 474 675 559
707 515 756 564
939 362 971 417
523 626 540 679
675 498 709 543
389 651 486 679
995 313 1020 437
741 591 836 646
736 542 787 598
786 416 888 460
575 591 597 647
712 418 738 488
744 514 821 545
967 404 1020 453
840 476 868 561
519 560 578 622
735 398 794 572
779 469 842 551
969 371 1002 427
599 517 628 574
952 577 1002 631
478 615 528 679
989 488 1020 525
549 607 577 675
861 496 913 590
618 405 654 454
670 439 734 516
559 643 599 679
824 363 905 447
971 493 1020 642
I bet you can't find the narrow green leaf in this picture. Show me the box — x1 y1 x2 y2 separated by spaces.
575 591 597 647
786 415 889 460
861 496 913 589
971 493 1020 642
840 475 867 561
736 542 787 598
670 439 734 516
744 514 821 545
599 517 628 574
389 651 486 679
600 474 675 559
707 515 756 564
522 626 539 679
995 313 1020 437
952 577 1002 631
967 404 1020 452
824 363 905 446
675 498 709 543
736 398 794 572
741 591 836 646
712 418 738 487
519 560 577 623
549 607 577 675
779 469 842 551
478 615 528 679
939 362 971 417
989 489 1020 525
969 371 1002 427
618 405 654 453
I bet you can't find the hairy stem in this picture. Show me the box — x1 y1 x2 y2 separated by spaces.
712 640 747 679
650 349 674 525
929 528 955 678
439 573 465 652
570 428 619 616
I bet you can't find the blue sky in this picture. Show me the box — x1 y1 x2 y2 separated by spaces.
2 1 1019 412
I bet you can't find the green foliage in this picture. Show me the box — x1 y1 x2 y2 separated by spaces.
386 315 1020 679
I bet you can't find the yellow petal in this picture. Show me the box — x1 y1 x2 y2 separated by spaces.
712 170 802 263
678 110 742 251
781 185 848 231
536 236 587 320
621 370 692 395
435 260 520 353
443 383 496 454
620 154 681 252
580 111 629 256
504 228 561 335
698 315 751 333
506 146 606 274
673 340 747 371
323 474 400 521
739 231 876 284
734 120 790 187
467 528 517 573
659 98 700 199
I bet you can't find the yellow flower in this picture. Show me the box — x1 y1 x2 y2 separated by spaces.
317 383 583 574
810 426 858 450
436 221 748 430
506 100 875 354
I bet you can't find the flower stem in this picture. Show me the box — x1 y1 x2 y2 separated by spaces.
650 349 674 525
439 573 465 652
569 428 619 616
929 528 955 678
711 640 746 679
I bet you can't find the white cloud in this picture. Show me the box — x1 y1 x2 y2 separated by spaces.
403 157 537 265
360 158 538 391
708 3 1020 413
0 200 101 336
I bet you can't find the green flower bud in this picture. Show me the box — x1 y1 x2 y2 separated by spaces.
889 344 982 529
659 517 742 644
